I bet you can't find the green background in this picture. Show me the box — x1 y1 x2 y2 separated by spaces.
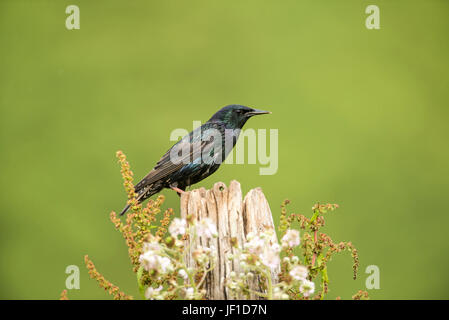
1 0 448 299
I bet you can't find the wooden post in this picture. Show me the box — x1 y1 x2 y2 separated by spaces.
180 180 280 300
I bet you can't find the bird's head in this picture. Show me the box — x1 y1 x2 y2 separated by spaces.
209 105 271 129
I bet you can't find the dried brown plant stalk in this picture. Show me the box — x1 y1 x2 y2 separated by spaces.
59 289 69 300
278 200 366 300
84 255 132 300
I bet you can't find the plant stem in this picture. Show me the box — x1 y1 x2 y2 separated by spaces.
311 230 317 267
266 269 273 300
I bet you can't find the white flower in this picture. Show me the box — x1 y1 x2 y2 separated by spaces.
158 256 173 273
145 286 163 300
244 232 281 269
169 218 187 237
139 250 159 270
271 242 281 253
289 265 308 281
299 280 315 297
192 246 215 265
140 239 174 274
139 250 173 274
273 287 281 299
174 239 184 247
196 218 218 238
244 235 265 255
142 241 161 252
246 232 256 241
281 229 300 248
184 287 195 300
259 243 281 269
260 251 280 269
273 287 289 300
178 269 188 279
227 280 238 290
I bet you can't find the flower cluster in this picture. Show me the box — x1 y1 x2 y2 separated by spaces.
135 216 218 300
84 255 132 300
277 200 363 299
226 227 314 299
76 151 368 300
140 241 174 275
244 230 281 269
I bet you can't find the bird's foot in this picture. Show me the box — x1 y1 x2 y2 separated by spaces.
170 186 186 195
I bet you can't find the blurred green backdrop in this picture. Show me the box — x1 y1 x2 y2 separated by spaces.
1 0 448 299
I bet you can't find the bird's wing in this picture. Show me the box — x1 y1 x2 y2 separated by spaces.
134 124 224 192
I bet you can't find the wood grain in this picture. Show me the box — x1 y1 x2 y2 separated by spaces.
180 181 279 300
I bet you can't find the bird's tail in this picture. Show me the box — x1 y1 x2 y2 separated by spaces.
119 185 161 216
119 203 132 216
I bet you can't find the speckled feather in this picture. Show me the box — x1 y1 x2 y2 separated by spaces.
119 105 269 216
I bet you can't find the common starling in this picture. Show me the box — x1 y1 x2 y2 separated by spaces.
119 104 270 215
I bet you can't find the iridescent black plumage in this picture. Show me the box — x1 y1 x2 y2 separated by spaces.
119 105 270 215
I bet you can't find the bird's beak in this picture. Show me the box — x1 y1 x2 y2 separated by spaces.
247 109 271 116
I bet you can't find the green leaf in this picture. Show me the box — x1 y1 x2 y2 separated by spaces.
320 267 329 300
137 266 146 299
310 210 320 223
321 267 329 283
317 254 324 267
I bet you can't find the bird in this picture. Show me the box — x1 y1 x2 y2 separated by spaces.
119 104 271 216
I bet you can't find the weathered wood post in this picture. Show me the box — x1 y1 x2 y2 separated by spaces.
180 180 280 300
